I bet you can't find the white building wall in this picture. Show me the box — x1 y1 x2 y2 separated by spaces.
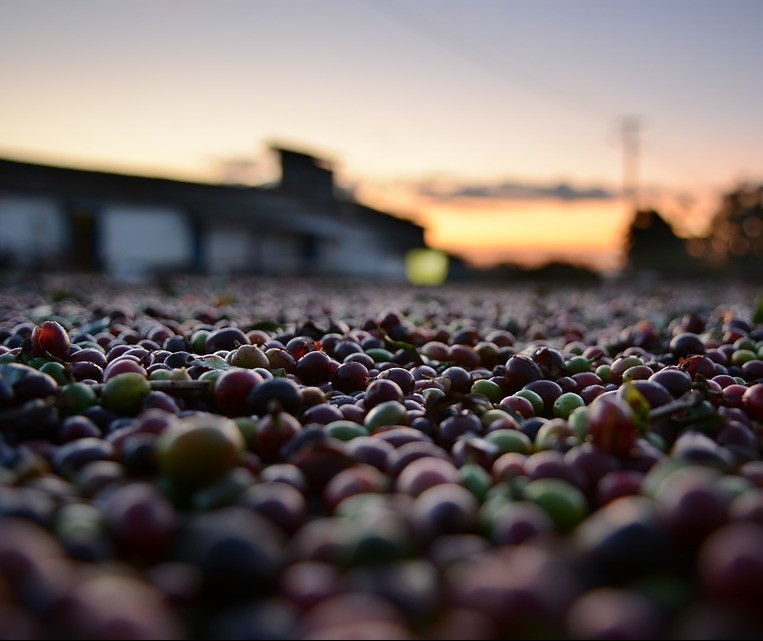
0 192 411 280
258 231 302 275
206 228 253 275
205 228 310 276
324 228 406 279
101 206 192 276
0 195 67 263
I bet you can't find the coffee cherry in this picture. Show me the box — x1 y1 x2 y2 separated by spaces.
31 320 70 360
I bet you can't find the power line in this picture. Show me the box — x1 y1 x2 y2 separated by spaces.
363 0 604 123
621 116 641 213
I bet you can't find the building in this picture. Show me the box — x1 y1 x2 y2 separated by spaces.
0 148 426 280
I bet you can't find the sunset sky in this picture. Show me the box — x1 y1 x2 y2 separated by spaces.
2 1 763 272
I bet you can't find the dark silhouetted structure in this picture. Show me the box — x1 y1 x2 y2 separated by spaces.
0 148 426 280
624 208 698 279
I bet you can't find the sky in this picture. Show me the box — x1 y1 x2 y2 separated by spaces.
1 0 763 273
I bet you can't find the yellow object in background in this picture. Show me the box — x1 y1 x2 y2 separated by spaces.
406 249 449 286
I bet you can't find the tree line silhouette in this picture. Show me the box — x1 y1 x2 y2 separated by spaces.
625 183 763 282
465 182 763 284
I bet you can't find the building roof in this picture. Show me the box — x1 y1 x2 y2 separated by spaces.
0 155 425 242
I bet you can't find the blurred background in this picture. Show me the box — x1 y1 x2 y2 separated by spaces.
0 0 762 283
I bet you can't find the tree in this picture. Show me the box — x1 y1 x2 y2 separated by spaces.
703 184 763 279
624 208 694 276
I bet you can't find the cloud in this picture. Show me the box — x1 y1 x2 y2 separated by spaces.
416 179 617 202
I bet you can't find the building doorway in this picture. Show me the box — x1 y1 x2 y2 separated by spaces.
68 204 100 270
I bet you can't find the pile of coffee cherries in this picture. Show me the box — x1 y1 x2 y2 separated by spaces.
0 275 762 639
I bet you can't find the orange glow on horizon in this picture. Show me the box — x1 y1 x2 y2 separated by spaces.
357 183 630 273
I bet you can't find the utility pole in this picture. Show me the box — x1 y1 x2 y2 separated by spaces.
621 116 641 216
